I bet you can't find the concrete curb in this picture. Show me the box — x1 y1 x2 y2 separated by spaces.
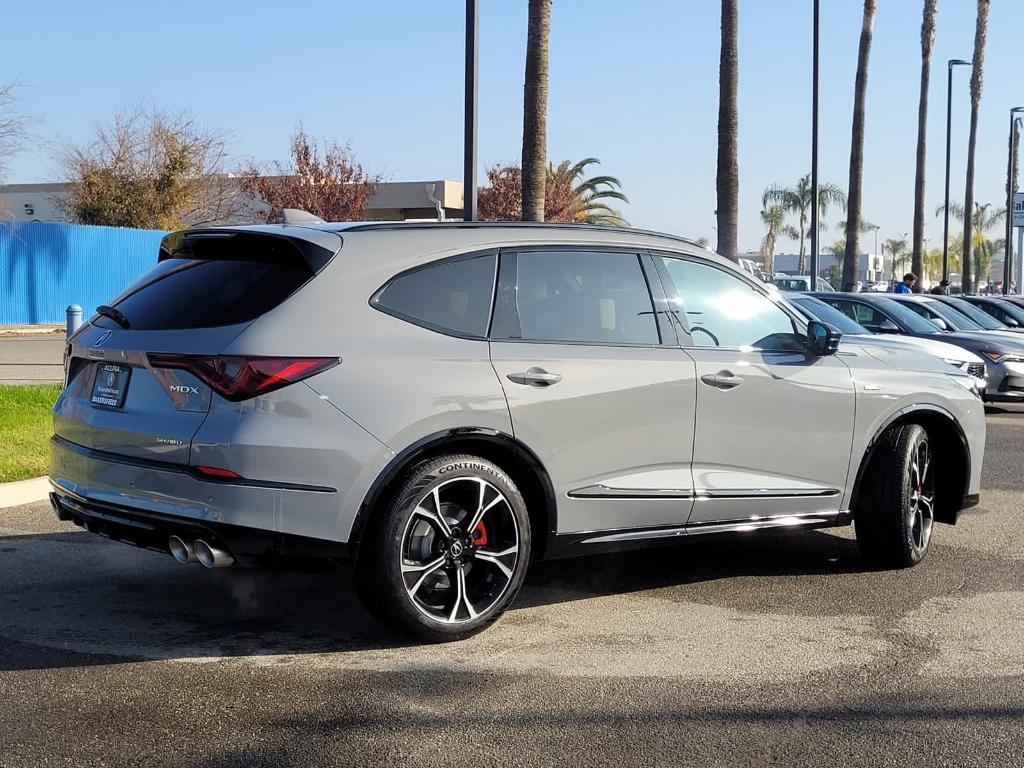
0 477 51 509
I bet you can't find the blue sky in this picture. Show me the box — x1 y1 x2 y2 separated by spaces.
2 1 1020 253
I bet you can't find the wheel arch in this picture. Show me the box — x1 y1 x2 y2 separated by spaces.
850 404 970 526
350 428 557 560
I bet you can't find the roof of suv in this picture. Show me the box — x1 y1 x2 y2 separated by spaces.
207 220 716 255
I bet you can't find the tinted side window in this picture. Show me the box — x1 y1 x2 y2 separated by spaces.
376 254 497 337
824 299 880 328
659 257 797 349
508 250 658 345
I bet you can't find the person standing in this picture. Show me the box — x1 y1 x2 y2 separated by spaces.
894 273 917 293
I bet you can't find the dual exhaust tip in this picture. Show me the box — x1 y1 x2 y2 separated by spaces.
168 535 234 568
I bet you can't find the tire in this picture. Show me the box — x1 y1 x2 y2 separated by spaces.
357 453 532 642
854 423 936 568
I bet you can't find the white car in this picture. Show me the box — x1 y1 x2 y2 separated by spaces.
774 274 836 292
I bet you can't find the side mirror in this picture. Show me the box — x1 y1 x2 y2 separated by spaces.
806 320 841 356
930 317 949 331
1004 315 1020 328
877 319 901 334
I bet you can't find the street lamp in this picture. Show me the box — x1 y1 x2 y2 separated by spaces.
809 0 820 290
1003 108 1024 293
868 224 880 284
463 0 479 221
943 59 971 283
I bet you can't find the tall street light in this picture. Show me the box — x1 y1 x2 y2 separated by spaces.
870 224 880 280
1003 108 1024 293
942 59 971 283
463 0 480 221
809 0 820 290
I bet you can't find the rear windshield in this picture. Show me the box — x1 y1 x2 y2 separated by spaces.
95 232 330 331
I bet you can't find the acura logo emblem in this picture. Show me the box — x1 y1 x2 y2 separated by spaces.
449 541 465 558
93 330 112 348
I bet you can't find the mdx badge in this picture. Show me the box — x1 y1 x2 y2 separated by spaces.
169 384 200 395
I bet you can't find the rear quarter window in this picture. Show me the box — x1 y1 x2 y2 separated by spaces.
373 253 497 338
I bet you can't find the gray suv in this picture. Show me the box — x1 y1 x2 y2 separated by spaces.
50 223 985 640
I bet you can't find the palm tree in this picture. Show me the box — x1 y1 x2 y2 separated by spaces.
716 0 739 261
886 235 911 282
760 204 798 276
962 0 990 293
762 174 847 273
547 158 629 226
522 0 552 222
938 201 1005 284
911 0 939 289
843 0 878 292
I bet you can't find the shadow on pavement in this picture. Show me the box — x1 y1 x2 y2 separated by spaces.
0 524 861 673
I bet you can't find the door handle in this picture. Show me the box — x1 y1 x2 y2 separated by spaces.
507 367 563 387
700 371 744 389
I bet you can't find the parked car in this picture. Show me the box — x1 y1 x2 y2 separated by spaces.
773 274 836 292
50 222 984 640
930 295 1024 336
959 295 1024 329
787 295 986 393
886 294 1024 340
810 291 1024 402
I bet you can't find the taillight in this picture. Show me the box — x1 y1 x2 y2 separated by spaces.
148 354 339 401
193 465 242 480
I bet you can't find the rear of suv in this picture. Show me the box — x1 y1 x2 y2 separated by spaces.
51 222 985 641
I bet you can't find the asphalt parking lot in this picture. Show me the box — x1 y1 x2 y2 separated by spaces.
2 411 1023 767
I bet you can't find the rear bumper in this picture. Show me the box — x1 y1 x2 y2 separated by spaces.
49 436 351 556
49 488 351 564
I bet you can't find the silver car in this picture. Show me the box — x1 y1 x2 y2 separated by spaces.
50 222 985 640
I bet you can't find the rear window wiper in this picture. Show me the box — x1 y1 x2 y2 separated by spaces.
96 305 132 329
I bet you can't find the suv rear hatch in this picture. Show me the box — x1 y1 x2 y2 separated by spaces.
54 228 342 466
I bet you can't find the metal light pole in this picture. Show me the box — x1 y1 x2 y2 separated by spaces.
943 59 971 283
809 0 820 290
871 224 880 281
463 0 479 222
1003 109 1024 293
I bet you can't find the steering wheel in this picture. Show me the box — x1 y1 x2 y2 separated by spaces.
689 325 720 347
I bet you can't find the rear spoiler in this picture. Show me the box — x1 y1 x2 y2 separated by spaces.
158 228 342 273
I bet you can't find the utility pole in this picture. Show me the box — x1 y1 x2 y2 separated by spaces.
463 0 479 221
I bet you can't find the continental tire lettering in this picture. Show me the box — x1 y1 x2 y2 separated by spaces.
439 462 488 475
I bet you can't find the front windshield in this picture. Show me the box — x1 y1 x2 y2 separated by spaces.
919 299 983 331
790 296 867 334
944 297 1006 329
872 297 945 334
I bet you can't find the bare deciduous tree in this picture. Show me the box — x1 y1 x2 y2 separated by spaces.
239 129 380 223
0 83 28 216
60 107 241 229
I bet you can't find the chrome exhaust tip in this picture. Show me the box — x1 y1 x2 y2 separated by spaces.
168 535 196 564
194 539 234 568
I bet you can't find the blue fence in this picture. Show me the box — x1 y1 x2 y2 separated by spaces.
0 221 166 325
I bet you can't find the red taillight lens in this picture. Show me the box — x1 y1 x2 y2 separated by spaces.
193 465 242 479
148 354 339 401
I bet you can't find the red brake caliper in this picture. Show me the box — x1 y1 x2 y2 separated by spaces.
472 521 488 548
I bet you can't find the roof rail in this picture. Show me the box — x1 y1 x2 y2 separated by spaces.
281 209 326 226
338 221 712 251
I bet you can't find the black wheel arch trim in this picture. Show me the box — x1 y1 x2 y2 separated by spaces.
350 427 558 554
850 403 972 525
